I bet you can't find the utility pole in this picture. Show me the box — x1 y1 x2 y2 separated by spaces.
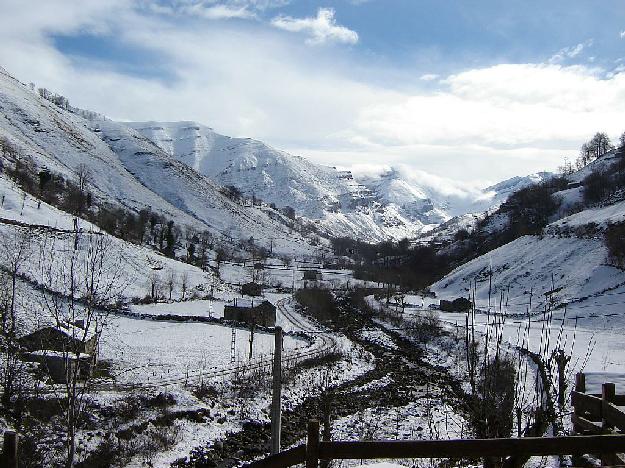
271 326 283 454
230 327 236 364
248 323 255 360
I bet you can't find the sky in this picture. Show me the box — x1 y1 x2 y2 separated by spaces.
1 0 625 185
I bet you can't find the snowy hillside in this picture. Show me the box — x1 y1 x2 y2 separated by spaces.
0 68 321 257
428 150 625 379
129 122 538 241
430 148 625 321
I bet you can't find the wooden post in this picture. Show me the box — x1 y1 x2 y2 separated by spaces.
575 372 586 393
572 373 586 434
306 420 320 468
602 382 616 428
270 326 283 455
320 398 332 468
601 382 617 466
3 431 17 468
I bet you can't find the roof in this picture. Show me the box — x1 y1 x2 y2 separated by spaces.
21 320 98 341
226 299 275 310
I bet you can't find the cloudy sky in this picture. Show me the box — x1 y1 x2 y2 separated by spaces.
1 0 625 185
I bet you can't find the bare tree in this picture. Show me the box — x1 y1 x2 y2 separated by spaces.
0 229 33 409
38 231 126 467
148 271 161 301
166 269 177 301
180 271 189 300
75 164 92 193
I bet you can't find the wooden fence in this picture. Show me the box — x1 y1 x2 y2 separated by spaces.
1 431 17 468
246 420 625 467
571 372 625 464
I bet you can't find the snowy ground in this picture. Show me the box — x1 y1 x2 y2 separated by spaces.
100 313 307 387
218 261 380 291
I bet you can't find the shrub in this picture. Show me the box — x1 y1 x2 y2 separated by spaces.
471 356 516 439
605 222 625 267
583 170 611 204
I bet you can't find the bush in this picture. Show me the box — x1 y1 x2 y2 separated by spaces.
583 170 611 204
605 222 625 267
294 288 338 323
471 356 516 439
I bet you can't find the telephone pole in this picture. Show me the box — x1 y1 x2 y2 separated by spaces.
271 326 283 454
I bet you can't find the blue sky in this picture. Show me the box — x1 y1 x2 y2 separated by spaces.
2 0 625 184
50 1 625 84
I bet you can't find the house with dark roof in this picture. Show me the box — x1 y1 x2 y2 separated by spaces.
224 299 276 327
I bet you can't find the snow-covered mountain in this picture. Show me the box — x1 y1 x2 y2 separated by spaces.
432 149 625 313
0 67 321 257
129 121 547 241
483 171 553 203
0 64 555 248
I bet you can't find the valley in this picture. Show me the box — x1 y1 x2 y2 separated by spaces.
0 63 624 468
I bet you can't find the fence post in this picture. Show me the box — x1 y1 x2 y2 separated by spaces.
575 372 585 393
3 431 17 468
602 382 616 428
320 398 332 468
572 372 586 434
306 420 320 468
601 382 617 466
270 326 283 455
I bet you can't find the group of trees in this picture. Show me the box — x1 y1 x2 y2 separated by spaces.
605 221 625 267
0 227 126 467
560 131 624 175
331 236 450 291
0 146 222 270
581 145 625 205
335 176 571 292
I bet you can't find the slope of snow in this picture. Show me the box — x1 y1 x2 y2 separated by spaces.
483 172 553 203
432 235 622 314
553 198 625 228
429 151 625 377
129 122 533 241
0 68 320 257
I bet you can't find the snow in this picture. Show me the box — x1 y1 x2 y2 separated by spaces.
433 235 621 313
129 121 531 242
0 68 323 257
130 300 225 319
100 313 307 387
554 198 625 228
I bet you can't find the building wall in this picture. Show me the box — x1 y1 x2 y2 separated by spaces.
224 305 276 327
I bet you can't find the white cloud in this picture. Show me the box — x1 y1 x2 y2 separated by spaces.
271 8 358 45
620 30 625 39
181 3 255 20
419 73 439 81
2 1 625 183
548 40 592 64
353 63 625 153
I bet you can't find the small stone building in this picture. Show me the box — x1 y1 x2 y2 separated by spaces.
19 322 99 357
303 269 322 281
439 297 472 312
224 299 276 327
241 282 263 297
19 321 99 383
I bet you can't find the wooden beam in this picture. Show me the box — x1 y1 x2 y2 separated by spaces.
571 414 605 434
575 372 586 393
244 445 306 468
318 435 625 460
3 431 17 468
603 401 625 432
571 391 602 419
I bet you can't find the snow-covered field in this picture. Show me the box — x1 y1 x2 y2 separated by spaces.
218 261 380 291
100 313 307 387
